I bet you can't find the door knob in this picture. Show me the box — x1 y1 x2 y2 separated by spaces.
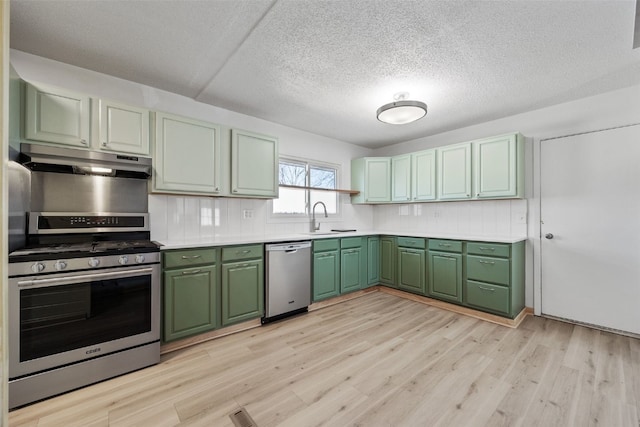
545 233 554 239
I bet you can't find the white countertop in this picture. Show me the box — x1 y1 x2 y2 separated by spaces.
158 231 526 249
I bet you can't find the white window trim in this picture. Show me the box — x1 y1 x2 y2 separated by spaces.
268 156 342 223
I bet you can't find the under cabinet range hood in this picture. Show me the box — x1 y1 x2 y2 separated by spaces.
19 143 152 178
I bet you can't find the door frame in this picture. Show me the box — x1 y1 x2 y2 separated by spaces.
533 123 640 318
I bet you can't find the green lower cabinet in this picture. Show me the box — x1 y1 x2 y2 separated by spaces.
397 248 426 294
367 237 380 286
221 259 264 326
380 236 397 287
163 265 218 342
465 280 510 316
428 251 463 303
341 247 363 293
313 250 340 301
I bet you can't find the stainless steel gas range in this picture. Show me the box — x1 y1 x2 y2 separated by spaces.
8 212 161 409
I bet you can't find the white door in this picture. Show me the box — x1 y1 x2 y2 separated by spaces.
540 124 640 335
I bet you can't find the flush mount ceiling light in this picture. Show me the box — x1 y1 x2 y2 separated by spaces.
376 92 427 125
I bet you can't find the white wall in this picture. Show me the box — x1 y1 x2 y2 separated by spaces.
9 50 375 241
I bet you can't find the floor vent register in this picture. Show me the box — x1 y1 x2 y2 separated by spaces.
229 407 258 427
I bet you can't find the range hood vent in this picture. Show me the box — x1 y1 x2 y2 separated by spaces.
19 143 152 179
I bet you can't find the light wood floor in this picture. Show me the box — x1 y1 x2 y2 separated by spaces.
9 292 640 426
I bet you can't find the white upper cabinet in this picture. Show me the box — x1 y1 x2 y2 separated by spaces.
25 82 90 148
473 133 522 198
351 157 391 203
97 99 150 156
437 142 472 200
391 154 412 202
230 129 279 198
153 112 221 195
411 149 436 201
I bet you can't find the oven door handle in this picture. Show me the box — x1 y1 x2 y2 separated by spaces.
17 268 155 288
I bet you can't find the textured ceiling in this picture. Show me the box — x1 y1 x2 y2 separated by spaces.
10 0 640 148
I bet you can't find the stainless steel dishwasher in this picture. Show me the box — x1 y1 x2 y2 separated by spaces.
264 241 312 322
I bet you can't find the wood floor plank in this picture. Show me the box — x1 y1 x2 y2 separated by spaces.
8 292 640 427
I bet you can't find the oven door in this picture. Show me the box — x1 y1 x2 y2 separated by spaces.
9 263 160 379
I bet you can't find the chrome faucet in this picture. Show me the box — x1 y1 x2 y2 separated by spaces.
311 201 328 232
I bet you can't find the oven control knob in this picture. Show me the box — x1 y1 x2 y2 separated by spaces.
31 262 45 273
135 254 145 264
88 258 100 268
54 260 67 271
118 255 129 265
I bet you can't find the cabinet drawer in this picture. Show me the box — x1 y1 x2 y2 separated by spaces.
341 237 363 249
396 236 426 249
466 280 510 315
314 238 339 252
428 239 462 253
467 242 510 258
222 244 263 262
164 248 217 268
467 255 510 285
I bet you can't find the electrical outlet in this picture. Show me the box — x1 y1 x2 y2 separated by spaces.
242 209 253 219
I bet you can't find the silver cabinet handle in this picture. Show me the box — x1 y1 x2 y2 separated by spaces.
80 139 88 145
478 260 495 265
214 187 219 192
233 189 238 193
236 250 251 255
181 255 201 259
478 285 495 292
438 243 451 247
102 141 108 147
478 247 495 251
182 269 201 275
545 233 554 239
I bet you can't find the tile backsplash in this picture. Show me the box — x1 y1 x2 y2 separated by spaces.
150 195 527 242
373 199 528 237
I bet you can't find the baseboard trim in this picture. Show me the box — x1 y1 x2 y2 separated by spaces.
160 318 262 354
378 286 532 328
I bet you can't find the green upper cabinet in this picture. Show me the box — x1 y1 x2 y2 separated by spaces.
230 129 278 198
96 99 150 156
351 157 391 203
24 82 90 148
391 154 412 202
153 112 221 195
411 149 436 201
473 133 523 199
367 236 380 286
437 142 471 200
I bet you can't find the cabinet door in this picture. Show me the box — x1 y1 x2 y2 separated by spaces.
429 252 463 302
367 237 380 286
412 149 436 201
154 112 221 194
313 250 340 301
163 265 217 342
365 158 391 202
397 248 426 294
380 237 396 287
437 143 471 200
340 248 362 293
98 99 150 155
221 259 264 326
25 83 90 148
391 155 412 202
231 129 278 197
474 134 518 198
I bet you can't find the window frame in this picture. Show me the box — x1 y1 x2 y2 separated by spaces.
269 156 342 221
